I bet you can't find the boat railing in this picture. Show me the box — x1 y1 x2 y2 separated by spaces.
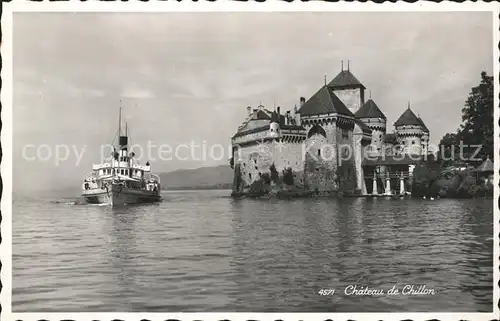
82 171 97 181
131 164 151 171
92 163 112 170
149 173 161 184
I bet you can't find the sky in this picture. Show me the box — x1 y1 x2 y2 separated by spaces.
12 11 493 193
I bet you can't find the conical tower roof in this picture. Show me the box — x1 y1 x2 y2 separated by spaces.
297 86 353 117
417 116 429 133
355 99 386 119
328 69 366 89
394 105 422 127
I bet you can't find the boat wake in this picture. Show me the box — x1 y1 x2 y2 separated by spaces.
50 198 87 206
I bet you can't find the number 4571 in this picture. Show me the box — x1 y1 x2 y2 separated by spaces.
318 289 335 296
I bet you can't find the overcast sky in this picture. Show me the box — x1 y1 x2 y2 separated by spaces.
13 12 493 193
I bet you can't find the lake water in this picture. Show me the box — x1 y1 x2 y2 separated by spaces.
12 190 494 312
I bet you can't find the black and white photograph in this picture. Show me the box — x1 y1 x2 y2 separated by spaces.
1 1 499 319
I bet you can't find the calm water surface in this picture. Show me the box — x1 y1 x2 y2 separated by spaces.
13 190 493 312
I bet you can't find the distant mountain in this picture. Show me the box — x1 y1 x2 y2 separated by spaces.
159 165 233 190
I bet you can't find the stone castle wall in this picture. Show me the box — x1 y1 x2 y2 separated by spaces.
303 132 336 192
335 124 357 195
302 122 339 192
353 127 368 195
396 126 424 154
332 88 364 115
371 129 384 154
232 139 305 193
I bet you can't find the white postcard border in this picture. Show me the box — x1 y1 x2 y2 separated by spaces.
1 1 499 320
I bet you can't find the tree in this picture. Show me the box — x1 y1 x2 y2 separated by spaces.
438 132 459 166
439 71 494 165
269 163 279 184
411 158 442 198
459 71 494 162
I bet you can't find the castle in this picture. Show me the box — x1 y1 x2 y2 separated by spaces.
230 63 430 196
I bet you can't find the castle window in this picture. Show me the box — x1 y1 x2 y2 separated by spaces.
412 140 415 145
249 173 252 179
318 149 321 157
342 128 349 139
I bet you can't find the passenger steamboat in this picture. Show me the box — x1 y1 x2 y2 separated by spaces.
81 108 162 207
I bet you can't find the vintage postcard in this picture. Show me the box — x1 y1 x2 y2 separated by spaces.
1 1 499 321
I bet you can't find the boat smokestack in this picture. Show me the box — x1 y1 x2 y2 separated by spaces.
119 136 128 150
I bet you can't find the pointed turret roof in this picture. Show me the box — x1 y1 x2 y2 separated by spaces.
328 70 366 89
394 106 422 127
475 157 493 172
417 116 429 133
355 99 386 119
297 86 353 117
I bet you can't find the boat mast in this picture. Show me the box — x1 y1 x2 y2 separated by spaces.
118 102 122 137
118 104 128 169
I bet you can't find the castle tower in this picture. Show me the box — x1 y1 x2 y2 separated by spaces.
296 83 357 193
417 115 430 155
354 98 387 154
327 61 366 115
269 107 281 139
394 103 426 155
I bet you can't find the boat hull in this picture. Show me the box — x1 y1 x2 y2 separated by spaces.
82 184 161 207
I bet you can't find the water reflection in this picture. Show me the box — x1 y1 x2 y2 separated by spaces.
107 207 140 297
456 200 494 312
